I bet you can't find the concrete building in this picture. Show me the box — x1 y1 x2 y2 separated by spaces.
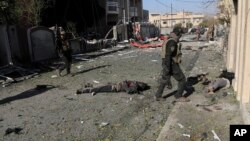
143 9 149 22
106 0 143 26
40 0 143 36
149 11 205 28
226 0 250 104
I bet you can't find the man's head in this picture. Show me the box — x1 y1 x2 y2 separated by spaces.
172 27 183 37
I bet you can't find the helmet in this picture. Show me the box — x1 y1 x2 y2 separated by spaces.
172 27 183 37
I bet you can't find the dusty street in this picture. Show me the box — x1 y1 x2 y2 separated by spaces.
0 35 227 141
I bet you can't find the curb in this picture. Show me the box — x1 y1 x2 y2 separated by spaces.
240 103 250 124
156 104 181 141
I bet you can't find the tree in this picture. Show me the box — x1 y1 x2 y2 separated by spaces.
0 0 16 24
15 0 54 27
186 22 193 28
199 17 215 28
174 23 182 28
217 2 231 25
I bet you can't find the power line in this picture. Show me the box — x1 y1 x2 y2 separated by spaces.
175 0 204 3
154 0 180 12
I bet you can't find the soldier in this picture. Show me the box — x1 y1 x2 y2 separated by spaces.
206 25 215 41
196 27 201 41
155 28 190 102
76 80 150 95
57 28 72 76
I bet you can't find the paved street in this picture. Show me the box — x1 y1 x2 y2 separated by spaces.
0 35 229 141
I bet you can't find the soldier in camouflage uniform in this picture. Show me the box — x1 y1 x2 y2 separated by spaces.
57 28 72 76
155 28 190 102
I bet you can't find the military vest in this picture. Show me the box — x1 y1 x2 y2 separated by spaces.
172 43 182 64
161 38 182 64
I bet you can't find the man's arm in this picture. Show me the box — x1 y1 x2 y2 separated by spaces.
163 40 176 75
163 40 176 89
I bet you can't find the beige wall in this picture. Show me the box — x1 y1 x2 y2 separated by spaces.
149 12 204 28
226 0 250 103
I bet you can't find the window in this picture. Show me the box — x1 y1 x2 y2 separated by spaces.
108 6 117 11
130 7 138 16
107 0 119 13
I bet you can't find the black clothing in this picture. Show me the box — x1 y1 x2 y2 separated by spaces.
155 36 186 98
58 38 72 75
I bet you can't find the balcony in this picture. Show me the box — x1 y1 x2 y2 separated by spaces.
107 1 119 14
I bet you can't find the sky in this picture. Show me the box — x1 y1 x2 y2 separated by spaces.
143 0 218 15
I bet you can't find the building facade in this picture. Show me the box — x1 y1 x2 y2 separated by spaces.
105 0 143 26
149 11 205 28
226 0 250 104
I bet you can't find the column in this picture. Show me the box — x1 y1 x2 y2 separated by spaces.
237 0 247 101
226 15 237 72
234 0 242 101
240 0 250 103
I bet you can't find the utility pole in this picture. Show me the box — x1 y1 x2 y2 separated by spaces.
183 9 184 28
123 0 126 24
160 13 161 29
123 9 126 24
171 3 172 28
134 0 136 23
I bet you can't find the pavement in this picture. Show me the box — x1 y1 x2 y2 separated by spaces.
156 92 250 141
156 37 250 141
1 36 250 140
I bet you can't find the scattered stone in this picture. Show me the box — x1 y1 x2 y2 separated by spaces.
80 121 84 124
177 123 184 128
100 122 109 127
212 130 221 141
93 80 100 84
51 75 58 78
76 65 84 69
182 134 190 138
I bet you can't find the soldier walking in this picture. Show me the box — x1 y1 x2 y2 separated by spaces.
155 28 190 102
56 28 72 76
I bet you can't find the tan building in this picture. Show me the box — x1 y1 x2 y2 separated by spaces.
106 0 143 25
149 11 205 28
226 0 250 104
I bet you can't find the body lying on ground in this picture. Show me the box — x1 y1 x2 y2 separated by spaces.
205 77 230 95
76 80 150 95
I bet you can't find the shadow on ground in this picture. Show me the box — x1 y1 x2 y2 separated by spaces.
0 85 55 105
